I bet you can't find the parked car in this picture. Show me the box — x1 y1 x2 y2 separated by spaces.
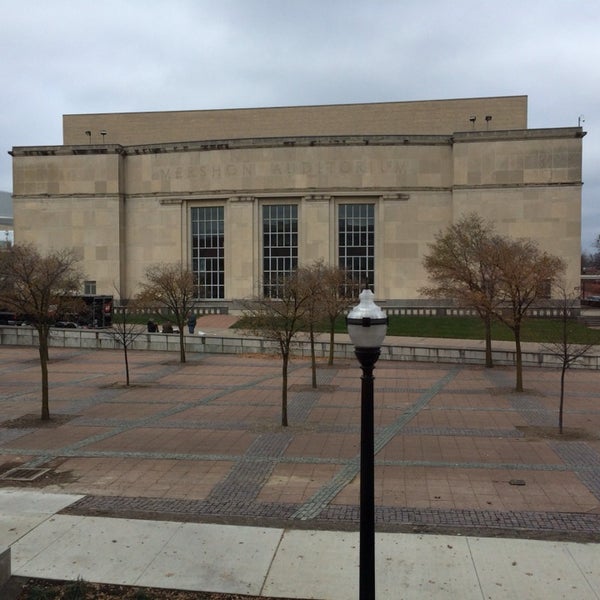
54 321 80 328
0 311 27 326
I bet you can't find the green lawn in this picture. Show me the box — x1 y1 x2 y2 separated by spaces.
334 315 600 344
137 312 598 345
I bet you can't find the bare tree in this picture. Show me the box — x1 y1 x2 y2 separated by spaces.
295 263 323 389
136 262 196 363
103 293 145 386
492 237 565 392
581 251 595 272
317 262 357 366
593 233 600 269
241 271 313 426
0 243 83 420
421 213 502 368
541 282 599 433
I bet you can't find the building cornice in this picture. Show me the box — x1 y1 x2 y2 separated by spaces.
452 127 585 143
11 181 583 202
10 127 585 159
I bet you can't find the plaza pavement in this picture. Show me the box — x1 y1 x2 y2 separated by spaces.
0 316 599 598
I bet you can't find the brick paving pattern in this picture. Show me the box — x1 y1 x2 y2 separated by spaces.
0 332 599 540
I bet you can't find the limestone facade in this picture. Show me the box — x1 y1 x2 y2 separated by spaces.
10 96 584 303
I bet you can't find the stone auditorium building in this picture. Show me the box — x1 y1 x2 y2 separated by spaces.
10 95 584 305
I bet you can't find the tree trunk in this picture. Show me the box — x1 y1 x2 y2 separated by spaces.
514 324 523 392
281 351 289 427
328 318 335 366
484 313 494 368
38 328 50 421
179 329 186 363
309 326 317 388
42 328 49 362
559 364 566 434
124 343 131 386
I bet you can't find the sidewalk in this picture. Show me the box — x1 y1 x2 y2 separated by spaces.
0 321 599 598
2 489 599 599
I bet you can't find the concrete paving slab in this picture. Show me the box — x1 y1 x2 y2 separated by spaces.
0 489 81 516
138 523 284 596
376 533 482 599
263 530 484 600
0 490 83 551
0 515 62 547
262 529 359 600
10 514 86 569
466 536 600 600
565 542 600 592
12 515 181 585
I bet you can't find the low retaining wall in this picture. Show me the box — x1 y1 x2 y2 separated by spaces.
2 326 600 370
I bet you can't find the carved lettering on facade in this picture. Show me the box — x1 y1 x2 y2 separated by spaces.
155 158 410 181
379 160 408 175
158 163 256 180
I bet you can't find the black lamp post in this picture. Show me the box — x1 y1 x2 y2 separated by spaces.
346 289 388 600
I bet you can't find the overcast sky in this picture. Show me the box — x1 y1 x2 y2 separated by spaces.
1 0 599 249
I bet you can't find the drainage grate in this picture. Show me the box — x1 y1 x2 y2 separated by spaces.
0 467 51 482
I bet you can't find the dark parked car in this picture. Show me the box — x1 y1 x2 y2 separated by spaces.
0 311 27 326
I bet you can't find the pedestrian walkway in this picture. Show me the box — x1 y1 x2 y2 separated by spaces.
0 338 599 598
2 489 599 599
